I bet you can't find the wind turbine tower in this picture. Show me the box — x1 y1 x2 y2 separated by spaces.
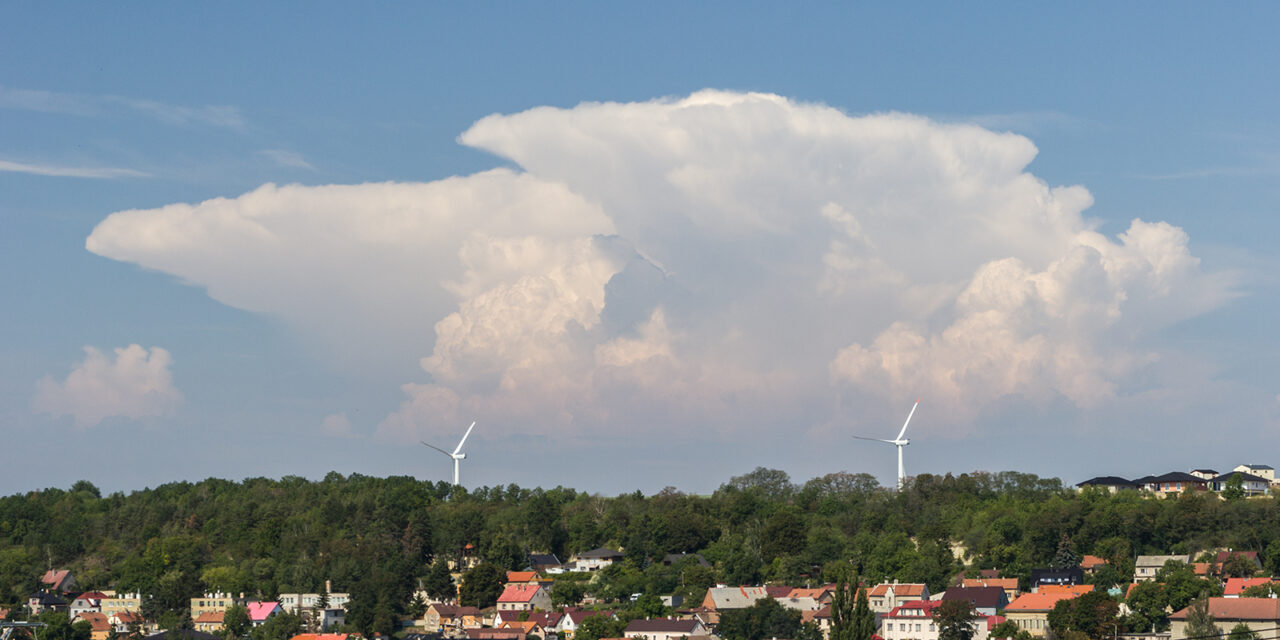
421 421 476 486
853 398 920 490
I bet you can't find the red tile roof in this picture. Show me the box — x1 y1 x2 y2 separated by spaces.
1170 598 1280 621
76 612 111 632
1037 585 1092 595
506 571 539 583
497 584 544 603
194 612 225 624
1080 555 1108 569
1225 579 1276 596
870 583 927 597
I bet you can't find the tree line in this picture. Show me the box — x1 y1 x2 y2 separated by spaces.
4 469 1280 637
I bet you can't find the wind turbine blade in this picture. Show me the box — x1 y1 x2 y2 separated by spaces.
453 421 477 455
421 442 454 458
852 436 897 444
895 398 920 441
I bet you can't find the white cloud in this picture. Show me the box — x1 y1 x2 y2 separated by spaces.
0 159 149 179
87 90 1238 442
33 345 182 427
258 149 314 170
321 412 354 438
0 85 244 129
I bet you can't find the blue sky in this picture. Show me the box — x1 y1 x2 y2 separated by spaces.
3 4 1278 495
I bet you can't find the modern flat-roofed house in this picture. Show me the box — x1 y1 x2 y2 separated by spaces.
1170 598 1280 640
623 618 706 640
1135 556 1190 582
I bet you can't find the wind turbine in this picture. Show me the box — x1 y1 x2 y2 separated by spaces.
853 398 920 490
421 421 476 486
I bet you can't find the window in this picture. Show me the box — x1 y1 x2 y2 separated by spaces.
915 624 921 631
901 624 906 631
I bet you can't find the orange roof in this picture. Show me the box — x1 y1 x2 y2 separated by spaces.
290 634 350 640
76 613 111 632
500 622 541 633
506 571 539 583
194 612 225 624
1225 578 1275 596
870 583 927 597
1006 592 1082 612
1080 555 1108 569
1170 598 1280 621
1037 585 1093 595
497 584 544 603
1193 562 1212 576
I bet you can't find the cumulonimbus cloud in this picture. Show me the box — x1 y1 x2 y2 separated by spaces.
85 90 1238 441
33 345 182 427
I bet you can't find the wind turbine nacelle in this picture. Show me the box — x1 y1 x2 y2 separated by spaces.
899 439 910 446
455 453 467 460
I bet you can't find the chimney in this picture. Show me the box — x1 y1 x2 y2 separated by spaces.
326 580 332 594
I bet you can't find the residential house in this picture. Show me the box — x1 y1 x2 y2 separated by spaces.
247 601 283 626
71 591 109 617
960 579 1019 602
1135 556 1190 582
425 604 482 633
556 609 612 639
1037 585 1093 596
1225 578 1274 597
1215 551 1263 576
1169 598 1280 640
1028 569 1083 591
194 611 225 633
101 593 143 616
41 570 77 593
75 612 111 640
940 587 1008 616
529 554 562 573
789 586 837 607
505 571 543 585
28 592 69 615
881 601 997 640
278 585 351 616
1233 465 1275 485
190 592 245 618
662 553 709 567
812 606 833 639
623 618 706 640
1189 469 1219 480
1139 472 1209 497
1004 592 1083 638
868 583 930 614
1075 477 1139 493
699 586 770 625
500 621 547 638
109 611 148 635
1210 472 1271 496
573 548 624 571
496 584 552 613
1080 556 1108 575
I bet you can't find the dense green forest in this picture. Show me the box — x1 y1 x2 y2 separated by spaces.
4 469 1280 636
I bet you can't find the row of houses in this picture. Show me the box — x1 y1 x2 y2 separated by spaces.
1078 464 1278 497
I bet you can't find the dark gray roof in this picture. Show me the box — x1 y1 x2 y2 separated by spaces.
941 587 1008 609
662 552 709 566
1211 472 1271 484
1077 476 1136 487
1242 464 1274 470
529 553 560 566
578 547 623 559
1147 472 1205 483
625 619 701 633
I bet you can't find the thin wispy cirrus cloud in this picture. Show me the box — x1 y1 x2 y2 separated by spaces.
32 344 183 428
0 84 244 129
84 90 1241 444
258 149 315 170
0 159 150 179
